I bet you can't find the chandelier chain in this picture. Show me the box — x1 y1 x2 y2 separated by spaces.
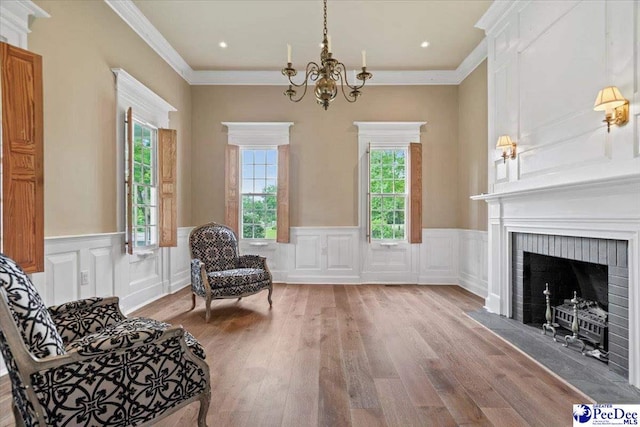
323 0 327 38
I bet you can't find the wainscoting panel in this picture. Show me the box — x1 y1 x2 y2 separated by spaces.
288 227 360 283
45 252 79 306
326 234 354 270
169 227 193 292
89 247 114 297
459 230 489 297
418 229 459 284
27 229 192 314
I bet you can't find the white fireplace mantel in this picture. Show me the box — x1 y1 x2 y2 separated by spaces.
474 174 640 388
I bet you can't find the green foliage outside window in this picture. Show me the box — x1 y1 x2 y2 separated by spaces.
130 121 157 247
370 149 407 240
241 149 277 239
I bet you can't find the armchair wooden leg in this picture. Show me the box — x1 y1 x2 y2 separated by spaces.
197 392 210 427
190 293 196 311
13 404 25 427
205 296 212 323
267 285 273 306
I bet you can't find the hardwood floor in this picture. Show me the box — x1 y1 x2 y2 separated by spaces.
0 284 590 426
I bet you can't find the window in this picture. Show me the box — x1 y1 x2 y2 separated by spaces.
127 119 158 249
355 122 423 244
113 69 178 255
369 148 407 240
241 148 278 239
223 122 292 243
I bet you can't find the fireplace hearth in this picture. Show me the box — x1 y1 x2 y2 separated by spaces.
512 233 629 378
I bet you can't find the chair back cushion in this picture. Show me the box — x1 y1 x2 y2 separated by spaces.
0 253 65 358
189 223 239 271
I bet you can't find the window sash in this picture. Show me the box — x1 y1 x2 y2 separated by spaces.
127 117 159 250
240 148 278 240
368 147 409 242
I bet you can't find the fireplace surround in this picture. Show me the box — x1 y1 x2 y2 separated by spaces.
512 232 628 377
474 175 640 389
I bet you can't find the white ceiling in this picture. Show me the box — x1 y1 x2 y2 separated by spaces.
132 0 492 72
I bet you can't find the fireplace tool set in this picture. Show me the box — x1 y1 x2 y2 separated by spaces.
541 283 609 362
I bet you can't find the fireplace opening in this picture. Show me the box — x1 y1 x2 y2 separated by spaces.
523 253 608 325
523 253 609 356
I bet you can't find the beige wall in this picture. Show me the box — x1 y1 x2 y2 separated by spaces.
191 85 459 228
29 0 192 236
457 60 488 230
26 0 486 234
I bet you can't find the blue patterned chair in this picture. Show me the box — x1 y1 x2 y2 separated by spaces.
189 222 273 322
0 252 211 427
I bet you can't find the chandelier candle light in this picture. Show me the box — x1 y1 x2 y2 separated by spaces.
282 0 373 110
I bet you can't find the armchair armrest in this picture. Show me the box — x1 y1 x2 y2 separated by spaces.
66 318 179 356
191 259 210 296
48 297 125 345
238 254 268 270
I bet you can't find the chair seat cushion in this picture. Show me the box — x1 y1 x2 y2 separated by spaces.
65 317 206 360
207 268 269 289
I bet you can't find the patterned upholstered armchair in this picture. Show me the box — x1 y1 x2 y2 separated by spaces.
0 253 211 427
189 222 273 322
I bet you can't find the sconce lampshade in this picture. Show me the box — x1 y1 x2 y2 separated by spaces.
593 86 627 111
496 135 513 149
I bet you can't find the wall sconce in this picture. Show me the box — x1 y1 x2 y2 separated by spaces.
496 135 517 163
593 86 629 133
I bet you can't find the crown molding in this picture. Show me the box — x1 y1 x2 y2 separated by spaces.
104 0 192 82
455 38 487 83
191 69 464 86
475 0 525 35
105 0 487 86
0 0 49 49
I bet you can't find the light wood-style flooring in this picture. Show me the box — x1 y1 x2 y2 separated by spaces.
1 284 590 427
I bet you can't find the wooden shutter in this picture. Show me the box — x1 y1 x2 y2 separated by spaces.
125 108 134 254
409 142 422 244
1 42 44 273
158 128 177 247
276 145 290 243
225 145 239 235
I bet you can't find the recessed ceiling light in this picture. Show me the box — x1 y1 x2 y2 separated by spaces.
421 41 430 48
219 41 228 48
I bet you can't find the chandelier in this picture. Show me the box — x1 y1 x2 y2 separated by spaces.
281 0 373 110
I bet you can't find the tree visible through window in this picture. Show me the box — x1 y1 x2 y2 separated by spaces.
128 119 158 248
370 148 407 240
241 148 277 239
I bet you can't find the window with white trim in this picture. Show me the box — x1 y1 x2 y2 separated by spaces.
113 68 178 254
355 122 424 244
240 148 278 239
223 122 292 243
